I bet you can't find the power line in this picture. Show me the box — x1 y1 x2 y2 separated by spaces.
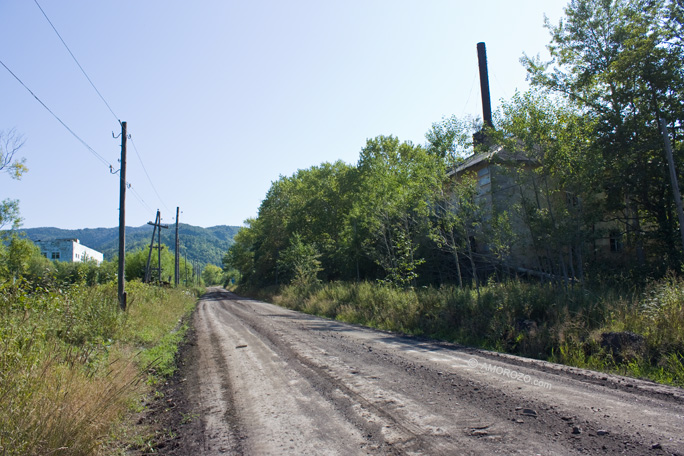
129 184 154 213
3 61 164 229
13 2 169 220
33 0 120 124
129 136 171 213
1 58 113 168
1 57 152 214
462 71 478 117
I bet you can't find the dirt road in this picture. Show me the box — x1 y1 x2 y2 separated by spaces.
171 288 684 455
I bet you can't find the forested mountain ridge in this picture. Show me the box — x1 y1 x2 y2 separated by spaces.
13 224 240 266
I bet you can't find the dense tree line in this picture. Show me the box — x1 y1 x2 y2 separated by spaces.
0 235 204 288
226 0 684 289
521 0 684 273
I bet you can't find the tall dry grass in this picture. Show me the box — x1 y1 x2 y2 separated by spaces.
0 280 199 455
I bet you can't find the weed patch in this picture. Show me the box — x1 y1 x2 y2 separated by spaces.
0 280 200 455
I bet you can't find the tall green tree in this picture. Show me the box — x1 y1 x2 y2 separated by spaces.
425 115 479 162
202 264 225 286
523 0 684 268
223 221 257 286
495 90 603 284
431 172 488 290
355 136 444 286
0 236 50 282
277 233 323 289
277 161 357 280
227 162 358 287
124 245 175 282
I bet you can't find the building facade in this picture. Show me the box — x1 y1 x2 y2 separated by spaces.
35 238 104 265
450 142 626 280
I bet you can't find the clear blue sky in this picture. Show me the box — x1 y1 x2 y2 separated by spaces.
1 0 566 230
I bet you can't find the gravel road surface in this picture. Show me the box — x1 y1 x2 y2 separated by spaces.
174 288 684 455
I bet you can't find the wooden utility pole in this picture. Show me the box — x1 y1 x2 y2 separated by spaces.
144 210 159 283
144 210 169 283
174 207 180 287
117 121 127 311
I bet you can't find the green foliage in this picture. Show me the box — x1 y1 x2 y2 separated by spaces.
224 220 257 285
225 161 360 286
355 136 444 286
0 233 200 453
277 233 322 291
5 235 43 278
378 225 425 287
425 114 479 162
124 244 175 283
430 172 490 288
52 259 117 286
202 263 225 286
523 0 684 268
222 268 240 288
493 90 604 284
0 279 199 455
0 128 27 180
119 281 198 379
224 139 454 288
0 199 22 231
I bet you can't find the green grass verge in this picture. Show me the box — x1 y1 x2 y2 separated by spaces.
0 279 201 455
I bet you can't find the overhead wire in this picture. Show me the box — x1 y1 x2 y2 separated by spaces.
491 71 509 105
128 184 154 213
129 136 171 213
462 71 478 117
0 58 112 168
34 0 171 217
33 0 121 124
1 58 153 214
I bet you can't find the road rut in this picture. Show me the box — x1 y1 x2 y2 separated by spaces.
182 288 684 455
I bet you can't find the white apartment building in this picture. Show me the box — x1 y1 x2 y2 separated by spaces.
35 238 104 265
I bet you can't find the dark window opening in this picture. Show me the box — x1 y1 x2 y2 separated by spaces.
610 232 623 252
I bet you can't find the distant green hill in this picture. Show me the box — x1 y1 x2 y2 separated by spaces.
14 224 241 266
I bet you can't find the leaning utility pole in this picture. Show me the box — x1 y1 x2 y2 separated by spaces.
144 210 159 283
117 121 127 311
144 210 169 283
174 207 180 286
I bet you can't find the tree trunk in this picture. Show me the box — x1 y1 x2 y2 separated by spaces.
449 229 463 288
466 233 480 298
659 118 684 259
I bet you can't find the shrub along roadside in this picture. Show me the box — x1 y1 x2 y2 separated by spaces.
253 277 684 387
0 279 201 456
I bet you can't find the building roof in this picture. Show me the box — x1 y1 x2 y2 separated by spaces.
448 143 539 177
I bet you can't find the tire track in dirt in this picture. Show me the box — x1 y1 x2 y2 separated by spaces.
185 289 684 455
218 299 459 455
195 297 246 455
